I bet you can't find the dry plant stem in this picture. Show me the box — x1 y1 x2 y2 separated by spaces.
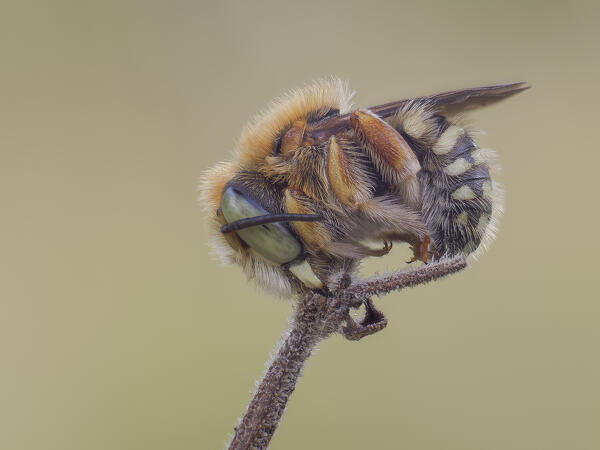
228 255 467 449
228 293 347 450
342 255 467 300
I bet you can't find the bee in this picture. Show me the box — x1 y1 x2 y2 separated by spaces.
200 78 527 297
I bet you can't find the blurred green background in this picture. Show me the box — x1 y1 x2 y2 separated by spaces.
1 1 599 449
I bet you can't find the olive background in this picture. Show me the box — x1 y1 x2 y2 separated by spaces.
2 1 599 449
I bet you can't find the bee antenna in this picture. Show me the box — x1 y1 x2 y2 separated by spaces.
221 214 323 234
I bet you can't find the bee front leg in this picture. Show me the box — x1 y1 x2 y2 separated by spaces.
350 109 422 209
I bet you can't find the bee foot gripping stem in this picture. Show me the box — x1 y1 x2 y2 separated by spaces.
407 236 432 264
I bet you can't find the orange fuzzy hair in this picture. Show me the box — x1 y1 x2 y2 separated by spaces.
199 78 354 297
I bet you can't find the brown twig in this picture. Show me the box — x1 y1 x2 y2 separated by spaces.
341 255 467 300
227 255 467 449
228 294 348 449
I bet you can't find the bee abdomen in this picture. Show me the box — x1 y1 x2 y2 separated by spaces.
393 110 498 257
424 122 498 256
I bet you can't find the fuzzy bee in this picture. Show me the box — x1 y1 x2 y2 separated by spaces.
200 78 527 297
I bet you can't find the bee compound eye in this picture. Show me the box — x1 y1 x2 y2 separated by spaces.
220 187 303 264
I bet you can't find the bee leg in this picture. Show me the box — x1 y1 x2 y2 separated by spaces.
350 109 422 208
372 240 393 257
359 240 393 257
327 134 373 208
342 298 388 341
284 188 332 253
380 229 432 264
361 198 430 255
407 235 432 264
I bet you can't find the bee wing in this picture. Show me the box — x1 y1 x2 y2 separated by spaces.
422 82 530 116
310 83 529 143
370 82 530 118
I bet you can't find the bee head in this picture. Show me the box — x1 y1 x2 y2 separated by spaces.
199 78 355 296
